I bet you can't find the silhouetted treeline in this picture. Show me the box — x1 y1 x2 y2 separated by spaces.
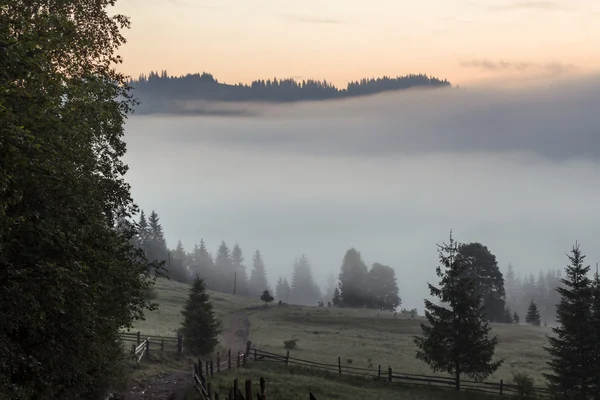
128 70 451 108
504 263 562 326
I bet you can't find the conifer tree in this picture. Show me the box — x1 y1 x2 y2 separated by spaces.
232 243 249 296
215 241 234 293
290 255 321 306
544 243 595 399
513 312 520 324
338 248 369 308
591 265 600 399
181 276 222 355
249 250 270 298
414 231 502 390
261 289 274 306
525 301 541 326
191 239 215 289
332 287 342 306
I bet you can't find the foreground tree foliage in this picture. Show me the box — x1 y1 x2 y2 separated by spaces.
414 232 502 390
0 1 157 398
180 277 222 355
544 244 595 399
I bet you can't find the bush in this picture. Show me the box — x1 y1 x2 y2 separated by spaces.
512 371 535 398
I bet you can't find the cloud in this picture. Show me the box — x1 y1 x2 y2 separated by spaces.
460 59 576 75
488 1 566 11
283 14 345 25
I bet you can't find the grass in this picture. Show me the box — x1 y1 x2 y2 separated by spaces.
127 278 554 397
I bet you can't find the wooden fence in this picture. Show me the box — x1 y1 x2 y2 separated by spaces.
249 347 554 399
119 331 183 355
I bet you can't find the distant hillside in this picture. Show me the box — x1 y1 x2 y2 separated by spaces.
128 71 451 114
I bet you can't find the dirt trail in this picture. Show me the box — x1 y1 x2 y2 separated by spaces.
118 312 251 399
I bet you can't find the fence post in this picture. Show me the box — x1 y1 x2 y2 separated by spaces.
215 393 220 400
245 379 252 400
130 343 135 356
177 333 183 355
146 339 150 355
217 352 221 373
136 331 140 345
205 360 209 378
285 351 289 366
260 377 266 400
254 348 257 361
198 358 203 378
233 378 239 399
378 365 381 380
338 357 342 375
210 360 214 377
244 341 251 365
237 352 241 368
500 379 503 395
388 367 392 382
207 382 212 400
161 339 164 352
228 349 232 370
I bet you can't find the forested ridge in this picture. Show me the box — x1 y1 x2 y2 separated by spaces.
128 70 451 112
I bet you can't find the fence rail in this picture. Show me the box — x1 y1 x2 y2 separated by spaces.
250 347 553 398
119 331 183 355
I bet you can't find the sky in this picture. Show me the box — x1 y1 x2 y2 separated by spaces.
122 74 600 310
113 0 600 87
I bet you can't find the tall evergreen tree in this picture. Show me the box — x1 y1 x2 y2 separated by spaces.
324 272 337 305
180 276 222 355
525 301 541 326
249 250 270 298
214 241 234 293
414 232 502 390
338 248 369 308
290 255 321 306
231 243 249 296
145 210 168 263
591 265 600 399
168 240 191 283
191 239 215 289
544 244 595 399
332 287 342 306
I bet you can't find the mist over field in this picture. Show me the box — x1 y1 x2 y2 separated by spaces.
124 74 600 310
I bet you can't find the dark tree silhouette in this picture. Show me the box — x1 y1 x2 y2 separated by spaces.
181 276 222 355
414 231 502 390
260 289 275 306
338 248 369 308
525 301 541 326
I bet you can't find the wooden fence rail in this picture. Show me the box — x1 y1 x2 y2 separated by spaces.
119 331 183 355
250 347 554 399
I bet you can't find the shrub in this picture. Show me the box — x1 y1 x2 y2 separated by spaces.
512 371 535 398
284 338 299 350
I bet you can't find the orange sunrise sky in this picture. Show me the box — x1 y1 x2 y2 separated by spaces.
113 0 600 87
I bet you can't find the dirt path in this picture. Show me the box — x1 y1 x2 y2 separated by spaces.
118 312 251 399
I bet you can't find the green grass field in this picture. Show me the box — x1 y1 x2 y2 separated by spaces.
129 278 553 398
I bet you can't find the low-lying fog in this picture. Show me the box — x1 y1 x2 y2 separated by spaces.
123 74 600 310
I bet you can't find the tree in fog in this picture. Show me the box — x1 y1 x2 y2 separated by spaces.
324 272 337 305
147 210 169 262
513 312 520 324
214 241 234 293
592 266 600 398
544 243 595 398
168 239 191 283
275 277 291 302
249 250 270 298
231 243 249 296
414 232 502 390
290 255 321 306
366 263 401 311
458 243 507 322
338 248 369 308
181 276 222 354
525 301 541 326
190 239 215 289
332 287 342 306
261 289 274 306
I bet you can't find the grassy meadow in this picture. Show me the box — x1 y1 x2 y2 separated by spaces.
131 278 553 393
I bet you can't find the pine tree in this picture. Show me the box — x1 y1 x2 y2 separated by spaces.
591 265 600 399
525 301 541 326
332 287 342 306
290 255 321 306
215 241 234 293
544 243 595 399
180 276 222 355
414 231 502 390
231 243 249 296
249 250 270 298
338 248 369 308
146 210 168 263
168 239 191 283
513 312 520 324
260 289 274 306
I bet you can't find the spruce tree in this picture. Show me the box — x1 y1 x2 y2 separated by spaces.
513 312 520 324
290 255 321 306
544 244 595 399
338 248 369 308
260 289 274 306
249 250 270 298
215 241 234 293
525 301 541 326
332 287 342 306
181 276 222 355
231 243 249 296
414 232 502 390
592 265 600 399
